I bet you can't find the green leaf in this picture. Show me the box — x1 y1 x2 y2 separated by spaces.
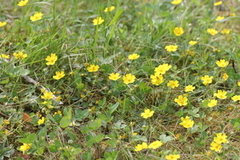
159 134 173 143
6 66 30 77
88 119 102 130
108 9 124 26
109 102 119 114
60 116 71 128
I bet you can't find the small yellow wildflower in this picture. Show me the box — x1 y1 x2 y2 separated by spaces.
214 133 228 144
185 85 195 92
174 95 188 106
167 80 179 89
210 141 222 152
174 27 184 36
165 45 178 52
207 28 218 35
128 53 140 60
38 117 45 125
189 41 198 45
230 13 236 17
122 74 136 84
87 64 100 72
201 75 213 85
214 90 227 99
216 59 229 67
165 154 181 160
134 142 148 151
30 12 43 21
231 95 240 102
150 73 164 85
207 99 218 107
141 109 154 119
45 53 58 65
19 143 32 153
221 29 230 35
180 116 194 128
214 1 222 6
109 73 121 81
93 17 104 25
154 63 172 75
18 0 28 6
3 120 10 124
41 91 54 100
0 21 7 27
54 110 63 116
215 16 224 21
53 71 65 80
55 96 62 101
238 82 240 86
104 6 115 12
148 140 163 149
222 73 228 81
0 54 10 59
13 51 27 59
171 0 182 5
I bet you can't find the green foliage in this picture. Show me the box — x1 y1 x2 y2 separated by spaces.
0 0 240 159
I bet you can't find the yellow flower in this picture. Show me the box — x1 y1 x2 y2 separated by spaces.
13 51 27 59
180 116 194 128
0 54 10 59
150 73 164 85
174 95 188 106
221 29 230 35
19 143 32 153
54 110 63 116
128 53 140 60
122 74 136 84
238 82 240 86
210 141 222 152
38 117 45 125
0 21 7 27
109 73 121 81
165 154 181 160
200 75 213 85
134 142 148 151
214 1 222 6
231 95 240 102
174 27 184 36
55 96 62 101
30 12 43 21
154 63 172 75
214 133 228 144
93 17 104 25
207 28 218 35
165 45 178 52
185 85 195 92
53 71 65 80
18 0 28 6
104 6 115 12
141 109 154 119
215 16 224 21
171 0 182 5
214 90 227 99
189 41 198 45
222 73 228 81
3 120 10 124
41 91 54 100
216 59 229 67
230 13 236 17
45 53 58 65
167 80 179 89
207 99 217 107
87 64 100 72
148 140 163 149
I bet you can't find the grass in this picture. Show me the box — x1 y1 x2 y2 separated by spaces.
0 0 240 159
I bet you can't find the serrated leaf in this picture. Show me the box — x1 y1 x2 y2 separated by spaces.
60 116 71 128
